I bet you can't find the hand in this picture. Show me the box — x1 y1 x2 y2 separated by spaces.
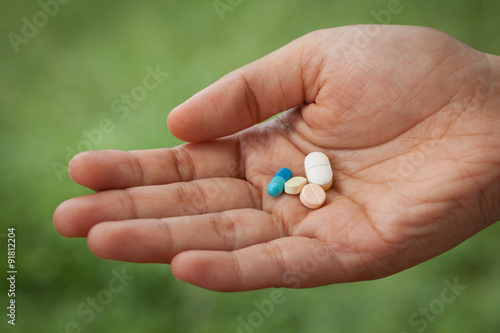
54 25 500 291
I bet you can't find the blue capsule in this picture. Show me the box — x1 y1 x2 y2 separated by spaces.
267 168 293 197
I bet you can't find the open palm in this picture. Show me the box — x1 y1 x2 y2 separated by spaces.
54 25 500 291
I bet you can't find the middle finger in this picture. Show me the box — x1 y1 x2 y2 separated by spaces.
54 178 261 237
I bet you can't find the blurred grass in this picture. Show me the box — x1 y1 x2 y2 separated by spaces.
0 0 499 332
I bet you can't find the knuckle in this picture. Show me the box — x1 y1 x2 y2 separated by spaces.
237 71 260 125
155 218 174 259
174 182 209 216
117 189 139 219
211 212 237 250
170 147 196 182
126 151 145 186
263 242 287 278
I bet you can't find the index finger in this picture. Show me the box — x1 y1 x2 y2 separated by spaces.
68 137 243 191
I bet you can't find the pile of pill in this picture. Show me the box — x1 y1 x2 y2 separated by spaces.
266 152 333 209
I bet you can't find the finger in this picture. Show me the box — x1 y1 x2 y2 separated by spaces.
87 209 285 263
54 178 260 237
167 32 323 142
171 237 344 292
68 137 242 191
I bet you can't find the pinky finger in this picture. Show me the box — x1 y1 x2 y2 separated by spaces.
170 237 347 292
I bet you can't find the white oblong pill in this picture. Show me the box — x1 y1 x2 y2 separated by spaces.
304 152 333 190
284 177 308 195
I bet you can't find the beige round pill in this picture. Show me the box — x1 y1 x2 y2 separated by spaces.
284 177 308 195
300 184 326 209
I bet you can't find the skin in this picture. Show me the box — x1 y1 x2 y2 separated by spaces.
53 25 500 292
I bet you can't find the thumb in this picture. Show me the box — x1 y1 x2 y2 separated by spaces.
167 32 321 142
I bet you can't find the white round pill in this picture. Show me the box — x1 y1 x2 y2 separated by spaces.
284 177 308 195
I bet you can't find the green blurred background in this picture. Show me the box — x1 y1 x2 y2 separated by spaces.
1 0 499 332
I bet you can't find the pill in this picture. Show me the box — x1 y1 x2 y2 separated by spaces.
304 152 333 190
284 177 308 195
300 184 326 209
267 168 293 197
